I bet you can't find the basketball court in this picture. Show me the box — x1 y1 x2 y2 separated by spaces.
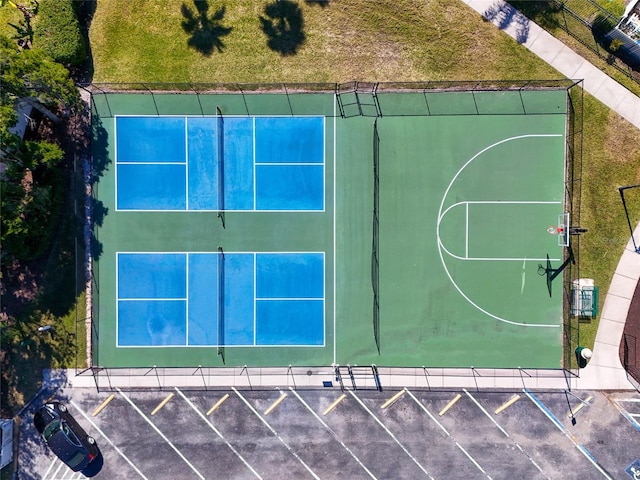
90 85 573 370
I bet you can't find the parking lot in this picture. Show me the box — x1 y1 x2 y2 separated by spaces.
18 385 640 479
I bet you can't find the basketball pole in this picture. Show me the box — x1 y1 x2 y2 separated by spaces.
618 185 640 254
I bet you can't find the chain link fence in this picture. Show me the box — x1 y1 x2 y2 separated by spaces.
508 0 640 85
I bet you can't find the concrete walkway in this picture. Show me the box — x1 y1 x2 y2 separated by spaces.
464 0 640 130
463 0 640 390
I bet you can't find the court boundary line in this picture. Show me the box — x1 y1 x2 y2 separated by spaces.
115 251 327 349
436 134 564 329
185 117 189 210
333 95 337 365
113 114 326 213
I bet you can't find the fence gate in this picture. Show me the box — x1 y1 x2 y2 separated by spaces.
334 365 382 391
336 82 382 118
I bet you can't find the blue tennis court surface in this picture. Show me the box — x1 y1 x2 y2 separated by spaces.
115 115 325 211
116 252 325 347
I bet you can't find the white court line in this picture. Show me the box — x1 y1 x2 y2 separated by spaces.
332 97 337 365
232 387 320 480
253 253 257 346
463 389 548 478
348 391 434 479
256 162 323 166
436 134 564 328
118 298 187 302
185 253 190 346
404 389 492 479
256 297 324 301
253 116 257 211
114 116 118 211
174 388 263 479
117 389 204 479
185 117 189 211
288 388 377 479
465 201 469 259
69 399 149 480
440 200 564 261
116 161 187 165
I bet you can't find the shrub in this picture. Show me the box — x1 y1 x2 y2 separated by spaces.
33 0 86 65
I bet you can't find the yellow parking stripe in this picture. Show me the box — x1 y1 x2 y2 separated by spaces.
323 394 347 416
92 394 116 417
568 395 593 418
381 389 406 409
439 394 461 416
151 393 174 415
206 393 230 416
494 394 520 414
264 393 287 416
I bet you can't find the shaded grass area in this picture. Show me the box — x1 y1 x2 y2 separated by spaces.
85 1 640 358
89 0 561 83
1 150 87 417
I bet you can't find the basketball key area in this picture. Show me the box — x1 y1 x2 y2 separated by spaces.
92 87 572 370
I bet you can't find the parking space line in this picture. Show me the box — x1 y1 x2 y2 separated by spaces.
264 392 287 415
381 389 406 409
524 389 614 479
439 394 461 416
232 387 321 480
405 389 492 478
116 388 205 480
323 393 347 416
568 395 592 418
495 394 520 415
42 457 57 479
464 389 548 478
69 398 149 479
206 393 230 415
174 388 263 479
92 394 116 417
610 398 640 431
50 458 65 479
348 391 434 479
289 388 377 479
151 392 175 415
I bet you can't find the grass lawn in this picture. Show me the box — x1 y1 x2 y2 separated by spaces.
87 0 640 354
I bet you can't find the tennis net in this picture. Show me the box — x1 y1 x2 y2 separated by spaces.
217 246 225 362
372 119 380 354
216 106 225 216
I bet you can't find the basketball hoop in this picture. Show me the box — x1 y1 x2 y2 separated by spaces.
547 225 564 235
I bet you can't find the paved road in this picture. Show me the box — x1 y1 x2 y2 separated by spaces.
18 386 640 479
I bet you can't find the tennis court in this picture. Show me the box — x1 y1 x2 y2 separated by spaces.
91 85 571 369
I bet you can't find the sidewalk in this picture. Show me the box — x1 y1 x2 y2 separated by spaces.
464 0 640 390
463 0 640 130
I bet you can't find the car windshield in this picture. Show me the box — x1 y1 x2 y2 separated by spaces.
42 420 61 441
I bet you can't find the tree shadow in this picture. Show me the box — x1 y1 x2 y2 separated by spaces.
181 0 233 56
260 1 306 56
305 0 330 7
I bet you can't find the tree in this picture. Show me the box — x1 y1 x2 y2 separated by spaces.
0 35 80 124
0 34 74 264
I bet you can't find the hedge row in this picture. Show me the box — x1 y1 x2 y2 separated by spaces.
33 0 86 66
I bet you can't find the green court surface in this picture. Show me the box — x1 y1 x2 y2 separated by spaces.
91 88 568 369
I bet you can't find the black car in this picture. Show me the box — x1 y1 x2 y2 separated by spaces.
34 401 103 477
